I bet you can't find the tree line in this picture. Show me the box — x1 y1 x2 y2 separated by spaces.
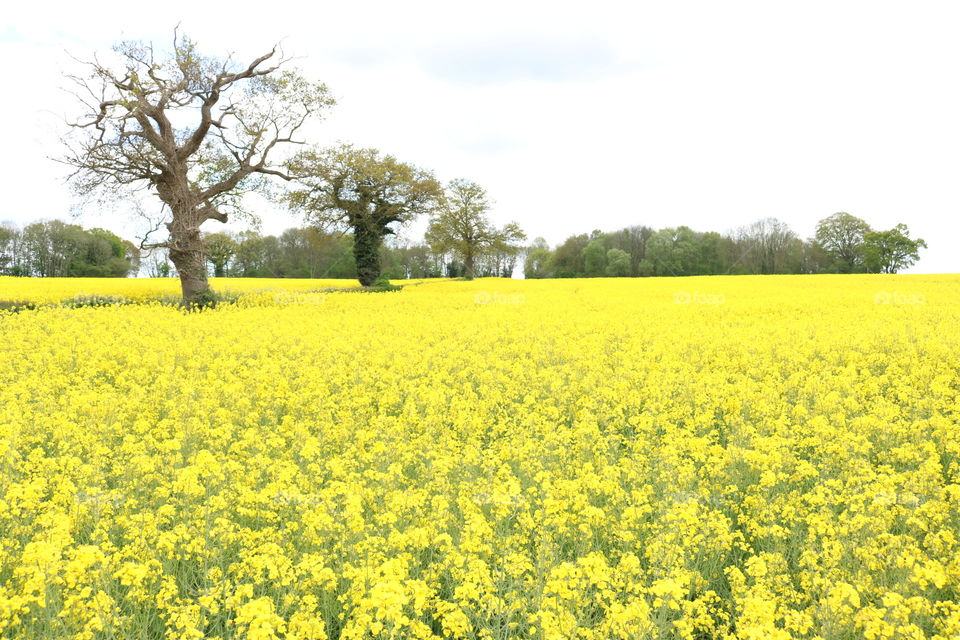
4 210 924 281
142 220 526 280
0 220 139 277
524 212 926 278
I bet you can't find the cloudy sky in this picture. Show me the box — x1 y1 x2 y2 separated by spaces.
2 0 958 273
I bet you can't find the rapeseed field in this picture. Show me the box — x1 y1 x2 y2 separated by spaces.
1 275 958 639
0 278 363 307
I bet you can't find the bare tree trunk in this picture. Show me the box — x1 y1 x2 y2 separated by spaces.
465 250 475 280
166 206 213 306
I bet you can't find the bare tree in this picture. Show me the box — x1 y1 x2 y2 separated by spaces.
61 33 334 304
735 217 798 274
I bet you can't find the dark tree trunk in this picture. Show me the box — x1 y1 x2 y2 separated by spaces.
353 220 383 286
464 250 475 280
167 215 213 306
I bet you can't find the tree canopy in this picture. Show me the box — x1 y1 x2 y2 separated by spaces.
0 220 136 277
862 224 927 274
523 215 925 279
285 144 444 285
815 212 872 273
425 179 525 279
62 33 334 303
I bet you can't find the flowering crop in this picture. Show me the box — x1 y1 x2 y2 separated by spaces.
1 275 958 639
0 277 365 307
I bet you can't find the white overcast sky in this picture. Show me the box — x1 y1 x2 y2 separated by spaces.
2 0 958 273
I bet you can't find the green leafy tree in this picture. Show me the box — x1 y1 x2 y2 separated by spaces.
286 144 443 286
815 212 872 273
550 234 589 277
605 248 631 277
862 224 927 273
11 221 134 277
607 225 652 276
22 221 86 276
524 238 553 279
232 231 268 277
0 223 18 275
582 238 608 277
647 226 700 276
82 228 135 276
203 232 238 277
425 179 494 280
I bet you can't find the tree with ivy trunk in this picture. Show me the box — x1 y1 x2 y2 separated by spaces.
61 33 334 305
285 144 443 286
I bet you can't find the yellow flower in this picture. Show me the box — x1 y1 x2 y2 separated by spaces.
1 274 958 638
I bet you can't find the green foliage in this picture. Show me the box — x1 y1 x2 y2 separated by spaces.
815 212 872 273
636 259 655 277
203 233 239 278
647 227 702 276
285 144 444 286
605 249 631 277
862 224 927 273
370 277 402 292
0 220 136 277
320 278 402 293
426 179 494 270
424 179 524 279
181 289 241 310
550 234 589 277
354 218 384 286
192 228 358 279
524 240 553 279
0 300 38 313
380 242 446 279
65 294 128 308
582 239 607 277
521 214 923 279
